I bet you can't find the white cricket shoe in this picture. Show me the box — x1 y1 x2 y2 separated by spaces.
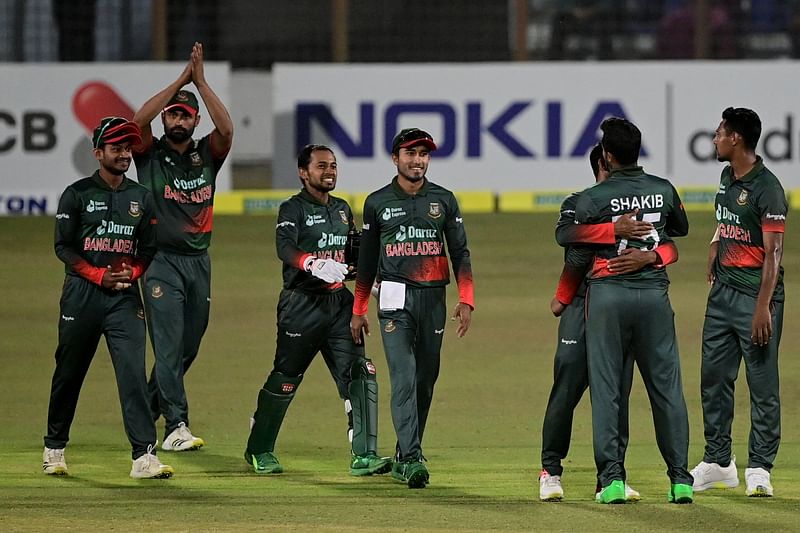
625 484 641 501
691 456 739 491
539 470 564 501
43 447 68 475
745 467 773 497
162 422 205 451
130 446 174 479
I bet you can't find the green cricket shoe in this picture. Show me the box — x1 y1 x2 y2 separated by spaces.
595 480 626 504
668 483 694 504
391 460 429 489
244 450 283 474
350 453 393 476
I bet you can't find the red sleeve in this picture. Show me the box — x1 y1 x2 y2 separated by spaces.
557 222 615 246
653 241 678 268
554 264 585 305
209 129 232 160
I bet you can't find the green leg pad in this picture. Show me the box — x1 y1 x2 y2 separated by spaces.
246 372 302 454
349 358 379 456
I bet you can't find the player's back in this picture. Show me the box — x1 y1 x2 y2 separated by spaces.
575 167 688 285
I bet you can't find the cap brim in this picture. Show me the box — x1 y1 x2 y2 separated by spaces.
398 139 437 151
164 103 198 116
97 122 143 147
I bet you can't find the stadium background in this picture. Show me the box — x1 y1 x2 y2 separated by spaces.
3 2 800 531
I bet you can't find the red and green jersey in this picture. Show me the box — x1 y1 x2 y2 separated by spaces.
574 166 688 288
553 190 678 304
713 156 786 300
276 189 355 293
133 134 228 254
353 177 474 315
54 172 157 286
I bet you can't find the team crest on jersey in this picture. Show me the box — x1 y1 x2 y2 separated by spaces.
339 210 348 224
736 189 749 206
151 284 163 299
128 201 141 217
136 308 145 320
384 320 396 333
428 202 441 219
190 152 202 167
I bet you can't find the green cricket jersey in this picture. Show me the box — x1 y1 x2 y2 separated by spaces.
553 190 679 304
134 134 228 254
573 165 688 288
353 176 474 315
713 156 787 301
55 171 157 285
276 189 355 292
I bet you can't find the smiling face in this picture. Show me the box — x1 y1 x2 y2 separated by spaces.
95 142 133 175
300 148 337 193
392 145 430 183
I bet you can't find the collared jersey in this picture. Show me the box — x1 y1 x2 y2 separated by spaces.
276 189 355 293
134 134 227 254
353 176 474 315
574 166 688 287
713 156 787 300
54 171 156 285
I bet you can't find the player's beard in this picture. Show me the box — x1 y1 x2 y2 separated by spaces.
102 158 130 176
166 125 194 144
399 164 426 182
308 177 336 193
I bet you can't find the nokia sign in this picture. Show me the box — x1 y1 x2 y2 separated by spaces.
295 100 648 159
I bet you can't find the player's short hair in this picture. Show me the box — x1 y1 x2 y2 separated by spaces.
721 107 761 150
600 117 641 166
589 143 603 178
297 144 335 169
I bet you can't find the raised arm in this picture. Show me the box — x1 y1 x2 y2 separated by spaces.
132 61 192 151
190 42 233 157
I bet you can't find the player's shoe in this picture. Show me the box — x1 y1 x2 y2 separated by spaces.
595 480 626 504
130 448 174 479
350 453 392 476
244 450 283 474
668 483 694 504
43 447 68 476
594 481 640 502
162 422 205 451
690 456 739 491
391 459 429 489
625 484 641 502
538 470 564 502
745 467 773 497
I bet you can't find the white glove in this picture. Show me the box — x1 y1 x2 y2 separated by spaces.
308 258 348 283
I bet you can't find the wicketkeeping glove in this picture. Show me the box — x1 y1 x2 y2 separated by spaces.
307 258 349 283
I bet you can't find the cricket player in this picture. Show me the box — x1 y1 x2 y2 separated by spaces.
691 107 786 498
350 128 475 489
574 117 692 504
132 42 233 451
539 143 680 501
244 144 392 476
43 117 174 479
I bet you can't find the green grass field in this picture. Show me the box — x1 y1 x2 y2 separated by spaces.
2 212 800 532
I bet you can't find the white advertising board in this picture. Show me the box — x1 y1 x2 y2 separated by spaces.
0 63 230 215
273 62 800 193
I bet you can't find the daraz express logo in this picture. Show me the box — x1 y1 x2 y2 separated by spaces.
96 219 135 236
317 232 348 248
